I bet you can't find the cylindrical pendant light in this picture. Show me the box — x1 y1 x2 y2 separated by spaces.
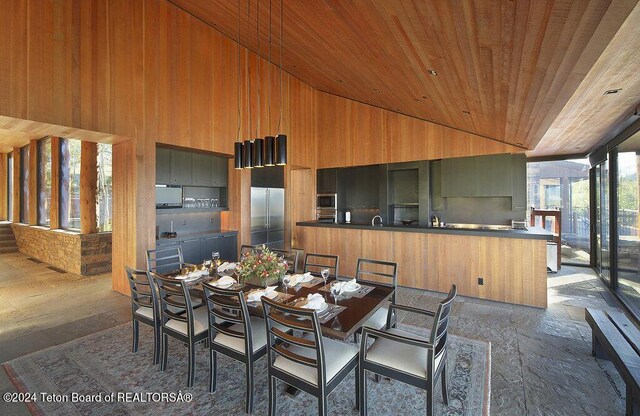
253 138 264 167
276 134 287 165
264 136 275 166
234 142 243 169
243 140 254 169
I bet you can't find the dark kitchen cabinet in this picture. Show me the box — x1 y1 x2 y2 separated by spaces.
219 234 237 262
475 154 512 196
430 161 445 210
441 157 476 197
511 154 527 211
211 157 228 187
156 147 172 184
203 236 220 260
170 150 193 185
192 153 213 186
181 239 202 265
317 168 338 193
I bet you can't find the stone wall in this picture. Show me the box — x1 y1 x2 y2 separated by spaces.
11 224 112 276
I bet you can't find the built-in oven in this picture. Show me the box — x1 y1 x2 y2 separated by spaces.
316 193 337 210
316 209 337 223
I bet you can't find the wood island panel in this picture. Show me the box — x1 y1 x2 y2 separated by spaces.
297 226 548 308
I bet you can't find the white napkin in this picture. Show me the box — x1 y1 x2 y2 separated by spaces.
217 262 237 274
291 272 313 283
302 293 325 310
213 275 236 287
247 286 277 302
333 278 357 292
176 270 208 280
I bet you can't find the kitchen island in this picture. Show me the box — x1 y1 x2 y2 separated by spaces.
296 221 553 308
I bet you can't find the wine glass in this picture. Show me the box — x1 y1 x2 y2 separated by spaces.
282 275 291 295
212 251 221 268
330 282 343 305
321 268 330 288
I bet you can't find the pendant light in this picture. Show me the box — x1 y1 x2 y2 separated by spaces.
275 0 287 166
264 135 275 166
243 139 253 168
253 0 264 168
253 137 264 167
233 0 243 169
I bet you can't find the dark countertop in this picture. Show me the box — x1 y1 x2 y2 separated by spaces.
157 229 238 243
296 221 554 240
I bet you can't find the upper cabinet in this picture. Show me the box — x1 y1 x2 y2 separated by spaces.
157 146 228 187
511 154 527 211
317 168 338 193
441 154 517 197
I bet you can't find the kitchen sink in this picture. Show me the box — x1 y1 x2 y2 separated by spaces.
443 223 513 231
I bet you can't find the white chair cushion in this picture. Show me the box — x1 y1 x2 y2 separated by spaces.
363 307 388 330
134 306 154 320
212 316 268 355
273 335 358 386
365 328 443 379
165 307 208 336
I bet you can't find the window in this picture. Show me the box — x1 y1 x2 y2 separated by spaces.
38 138 52 226
20 145 29 223
97 144 112 232
527 159 591 265
60 138 81 230
7 153 12 222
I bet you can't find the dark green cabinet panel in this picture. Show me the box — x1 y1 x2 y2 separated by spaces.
511 154 527 211
475 154 512 196
192 153 213 186
170 150 193 185
181 239 202 265
211 157 228 187
430 161 445 210
156 147 172 184
203 236 220 260
219 235 237 262
317 168 338 193
441 157 476 197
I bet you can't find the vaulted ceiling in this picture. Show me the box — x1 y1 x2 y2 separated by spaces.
170 0 640 156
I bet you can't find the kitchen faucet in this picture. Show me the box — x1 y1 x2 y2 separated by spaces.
371 215 383 226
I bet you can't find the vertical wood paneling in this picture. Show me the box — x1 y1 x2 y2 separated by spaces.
28 140 38 225
50 137 61 229
12 147 21 223
0 153 7 220
80 141 98 234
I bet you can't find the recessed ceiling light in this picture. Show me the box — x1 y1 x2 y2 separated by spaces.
427 69 437 76
416 99 422 103
604 88 622 95
422 96 427 99
462 110 470 115
338 80 344 83
374 89 380 93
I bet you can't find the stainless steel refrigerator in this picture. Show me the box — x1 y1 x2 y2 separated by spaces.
251 187 285 249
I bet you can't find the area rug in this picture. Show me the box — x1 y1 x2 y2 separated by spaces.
4 323 490 415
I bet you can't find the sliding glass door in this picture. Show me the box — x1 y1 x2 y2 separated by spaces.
595 160 611 284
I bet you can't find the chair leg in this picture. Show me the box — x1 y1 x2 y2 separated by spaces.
209 349 217 393
353 332 358 343
187 341 196 387
132 320 139 353
318 394 327 416
374 374 381 383
161 333 168 371
441 364 449 405
354 364 359 411
245 361 254 414
426 381 433 416
152 323 160 365
268 376 277 416
359 367 367 416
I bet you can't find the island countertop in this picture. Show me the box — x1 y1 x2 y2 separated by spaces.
296 220 554 240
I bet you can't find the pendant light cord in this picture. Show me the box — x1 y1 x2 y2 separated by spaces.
247 0 252 139
267 0 272 133
236 0 241 142
277 0 283 132
256 0 261 138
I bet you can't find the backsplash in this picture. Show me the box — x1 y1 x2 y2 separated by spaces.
431 197 526 225
156 211 221 236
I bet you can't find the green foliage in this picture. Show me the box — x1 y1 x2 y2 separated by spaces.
236 245 288 283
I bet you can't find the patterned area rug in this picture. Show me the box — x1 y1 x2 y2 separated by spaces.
4 323 490 415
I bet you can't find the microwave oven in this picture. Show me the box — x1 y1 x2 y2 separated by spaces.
156 185 183 208
316 193 337 210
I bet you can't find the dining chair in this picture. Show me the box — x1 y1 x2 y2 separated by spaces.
272 249 300 274
261 296 359 416
303 253 339 278
201 282 288 414
146 246 185 274
353 258 398 342
152 272 209 387
358 285 457 416
239 244 263 261
125 266 161 365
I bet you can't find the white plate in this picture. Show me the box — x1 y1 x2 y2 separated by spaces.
248 290 278 302
303 301 327 312
298 274 314 283
342 282 361 292
213 280 235 288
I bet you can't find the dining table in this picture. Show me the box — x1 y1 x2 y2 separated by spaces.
161 266 395 342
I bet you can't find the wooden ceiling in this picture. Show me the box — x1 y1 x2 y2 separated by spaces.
170 0 639 155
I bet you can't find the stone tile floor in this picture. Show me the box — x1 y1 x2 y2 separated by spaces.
0 252 631 415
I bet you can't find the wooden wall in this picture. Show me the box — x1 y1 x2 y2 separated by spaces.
296 226 548 308
0 0 527 295
0 153 7 220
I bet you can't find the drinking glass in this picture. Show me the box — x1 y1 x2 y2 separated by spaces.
282 275 291 294
330 282 342 305
321 268 330 288
212 251 221 268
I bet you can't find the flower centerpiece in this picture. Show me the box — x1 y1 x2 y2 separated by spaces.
236 245 289 287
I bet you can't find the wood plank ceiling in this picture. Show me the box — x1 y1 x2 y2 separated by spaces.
170 0 639 156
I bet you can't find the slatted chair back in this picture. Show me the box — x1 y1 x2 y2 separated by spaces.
272 249 300 274
303 253 339 278
152 272 198 336
125 266 158 316
429 285 457 363
355 258 398 302
146 246 185 274
201 282 253 353
261 296 326 387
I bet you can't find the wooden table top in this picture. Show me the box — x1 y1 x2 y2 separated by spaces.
163 269 393 341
